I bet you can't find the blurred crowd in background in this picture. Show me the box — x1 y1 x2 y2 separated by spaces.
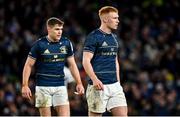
0 0 180 116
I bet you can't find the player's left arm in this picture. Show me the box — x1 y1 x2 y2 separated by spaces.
67 56 84 94
116 56 120 82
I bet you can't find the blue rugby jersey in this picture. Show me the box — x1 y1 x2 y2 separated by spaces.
28 36 74 86
83 29 119 84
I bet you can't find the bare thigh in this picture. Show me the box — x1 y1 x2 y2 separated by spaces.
88 111 102 116
111 106 128 116
55 105 70 116
39 107 51 116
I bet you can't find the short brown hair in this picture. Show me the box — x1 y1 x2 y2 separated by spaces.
99 6 118 17
46 17 64 27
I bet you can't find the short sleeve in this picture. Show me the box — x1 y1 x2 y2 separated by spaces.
67 40 74 57
83 34 96 53
28 41 39 60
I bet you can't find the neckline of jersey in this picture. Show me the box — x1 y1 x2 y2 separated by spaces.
98 28 112 35
46 36 61 43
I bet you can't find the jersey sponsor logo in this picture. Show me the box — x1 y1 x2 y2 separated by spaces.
111 48 114 51
60 46 67 54
102 41 108 46
100 52 116 56
43 58 64 62
44 49 50 54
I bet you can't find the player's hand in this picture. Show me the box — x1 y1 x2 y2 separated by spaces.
92 78 104 90
76 84 84 95
21 85 32 100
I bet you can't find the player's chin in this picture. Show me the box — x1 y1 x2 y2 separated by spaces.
112 25 118 29
56 36 61 40
112 27 118 30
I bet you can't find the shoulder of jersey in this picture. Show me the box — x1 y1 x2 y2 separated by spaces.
32 37 48 48
87 29 99 38
90 29 98 35
62 36 72 43
112 33 117 38
36 36 46 43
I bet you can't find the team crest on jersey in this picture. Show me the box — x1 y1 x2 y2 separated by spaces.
102 41 108 46
60 46 67 54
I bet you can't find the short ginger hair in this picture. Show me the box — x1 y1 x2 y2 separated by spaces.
98 6 118 17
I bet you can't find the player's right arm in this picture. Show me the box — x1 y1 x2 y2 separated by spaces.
82 52 104 90
22 57 36 100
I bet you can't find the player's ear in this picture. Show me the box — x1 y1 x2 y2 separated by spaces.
102 15 108 23
47 26 51 32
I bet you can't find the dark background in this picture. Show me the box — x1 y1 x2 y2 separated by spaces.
0 0 179 115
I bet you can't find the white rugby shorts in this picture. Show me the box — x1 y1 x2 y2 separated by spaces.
35 86 69 107
86 82 127 113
